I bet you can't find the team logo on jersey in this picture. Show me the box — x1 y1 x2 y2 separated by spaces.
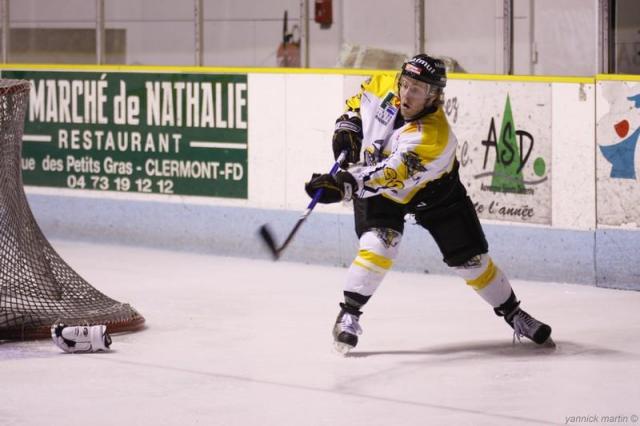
361 165 404 195
364 140 384 166
376 92 399 125
402 151 426 178
381 167 404 189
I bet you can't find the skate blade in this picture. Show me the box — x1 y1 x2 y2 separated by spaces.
540 336 556 348
512 335 556 348
333 341 355 355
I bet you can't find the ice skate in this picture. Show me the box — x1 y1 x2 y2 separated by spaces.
505 308 553 346
332 303 362 354
494 292 553 346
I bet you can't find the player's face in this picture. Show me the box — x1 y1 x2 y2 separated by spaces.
398 76 437 120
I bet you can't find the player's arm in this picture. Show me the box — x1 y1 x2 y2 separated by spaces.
349 123 453 199
306 128 443 204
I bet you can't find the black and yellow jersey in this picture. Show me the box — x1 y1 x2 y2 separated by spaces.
345 73 457 204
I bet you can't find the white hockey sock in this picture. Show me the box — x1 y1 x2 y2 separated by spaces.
344 228 402 297
453 254 513 307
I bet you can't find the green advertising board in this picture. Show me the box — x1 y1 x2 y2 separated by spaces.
3 70 248 198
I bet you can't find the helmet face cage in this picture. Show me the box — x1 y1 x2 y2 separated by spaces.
397 75 444 109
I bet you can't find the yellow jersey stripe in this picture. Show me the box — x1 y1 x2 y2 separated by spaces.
345 73 398 111
465 260 497 290
416 110 450 162
362 73 398 98
395 116 450 179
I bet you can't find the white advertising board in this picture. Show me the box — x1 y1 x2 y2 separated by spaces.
445 79 552 224
596 79 640 227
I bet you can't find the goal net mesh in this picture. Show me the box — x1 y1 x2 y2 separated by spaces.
0 79 145 340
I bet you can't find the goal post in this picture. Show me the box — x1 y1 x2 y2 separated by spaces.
0 79 145 340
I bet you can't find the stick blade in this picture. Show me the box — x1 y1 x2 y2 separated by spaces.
258 224 280 260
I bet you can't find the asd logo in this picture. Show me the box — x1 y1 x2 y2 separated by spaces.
478 95 547 194
599 94 640 179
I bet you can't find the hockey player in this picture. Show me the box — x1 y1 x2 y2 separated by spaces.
305 54 553 353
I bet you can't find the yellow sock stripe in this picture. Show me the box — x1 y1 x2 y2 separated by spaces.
352 249 393 274
465 259 497 290
358 249 393 269
353 259 384 274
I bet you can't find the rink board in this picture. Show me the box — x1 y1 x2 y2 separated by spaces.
26 192 635 289
0 64 636 289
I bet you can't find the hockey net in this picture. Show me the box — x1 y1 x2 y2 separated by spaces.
0 79 145 340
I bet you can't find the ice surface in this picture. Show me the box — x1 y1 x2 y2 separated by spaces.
1 241 639 426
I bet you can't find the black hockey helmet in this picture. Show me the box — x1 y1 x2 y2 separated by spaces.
400 54 447 88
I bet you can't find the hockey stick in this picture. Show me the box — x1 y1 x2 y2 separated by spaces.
259 151 347 260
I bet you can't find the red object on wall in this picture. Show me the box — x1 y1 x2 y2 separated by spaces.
614 120 630 138
314 0 332 28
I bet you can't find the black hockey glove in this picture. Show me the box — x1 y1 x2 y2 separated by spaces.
304 171 357 204
332 114 363 167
